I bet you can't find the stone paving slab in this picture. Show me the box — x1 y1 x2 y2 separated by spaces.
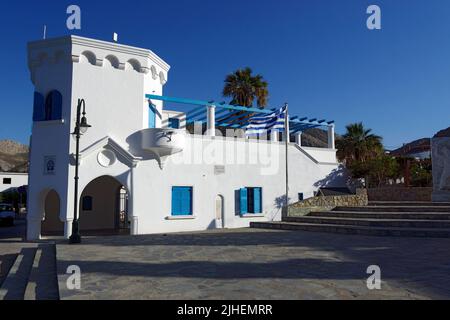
55 228 450 300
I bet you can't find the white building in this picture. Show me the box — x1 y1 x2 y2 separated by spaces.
26 36 346 240
0 172 28 193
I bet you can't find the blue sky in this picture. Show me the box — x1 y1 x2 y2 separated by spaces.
1 0 450 149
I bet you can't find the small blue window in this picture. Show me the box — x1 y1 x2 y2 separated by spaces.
168 118 180 129
172 187 193 216
240 187 262 214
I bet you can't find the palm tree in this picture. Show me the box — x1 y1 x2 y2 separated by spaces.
222 67 269 108
337 122 383 165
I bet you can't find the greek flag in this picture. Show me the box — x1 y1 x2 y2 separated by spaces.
245 105 287 136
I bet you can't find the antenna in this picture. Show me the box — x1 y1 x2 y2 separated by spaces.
43 25 47 39
113 32 118 42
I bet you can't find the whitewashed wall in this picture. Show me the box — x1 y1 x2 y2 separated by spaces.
0 173 28 193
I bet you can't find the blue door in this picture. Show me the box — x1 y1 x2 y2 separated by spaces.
148 103 156 128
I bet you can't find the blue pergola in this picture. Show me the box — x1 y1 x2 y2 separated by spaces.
145 94 334 133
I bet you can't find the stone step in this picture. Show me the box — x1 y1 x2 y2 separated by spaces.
284 216 450 228
250 222 450 238
308 211 450 220
334 206 450 213
368 201 450 207
0 247 37 300
24 244 59 300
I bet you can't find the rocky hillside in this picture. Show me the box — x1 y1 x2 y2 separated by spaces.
0 140 29 173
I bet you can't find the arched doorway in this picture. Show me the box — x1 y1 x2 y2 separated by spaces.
79 176 130 235
215 195 225 228
41 189 64 236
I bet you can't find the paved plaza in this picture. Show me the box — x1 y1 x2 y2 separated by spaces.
54 228 450 300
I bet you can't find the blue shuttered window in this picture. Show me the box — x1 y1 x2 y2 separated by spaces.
240 187 262 214
172 187 193 216
34 90 63 122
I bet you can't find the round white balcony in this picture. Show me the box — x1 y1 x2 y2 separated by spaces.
140 128 185 158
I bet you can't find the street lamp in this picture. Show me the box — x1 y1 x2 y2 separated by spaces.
69 99 91 244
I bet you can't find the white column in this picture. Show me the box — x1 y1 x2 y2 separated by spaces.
64 219 73 240
27 217 42 240
270 130 278 142
295 131 302 146
206 105 216 137
129 165 139 235
328 124 335 149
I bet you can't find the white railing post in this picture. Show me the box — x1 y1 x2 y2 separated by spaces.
270 130 278 142
328 124 335 149
295 131 302 146
207 105 216 137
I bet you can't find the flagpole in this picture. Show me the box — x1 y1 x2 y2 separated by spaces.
284 103 289 219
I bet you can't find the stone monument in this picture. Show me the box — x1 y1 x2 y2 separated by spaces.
432 127 450 202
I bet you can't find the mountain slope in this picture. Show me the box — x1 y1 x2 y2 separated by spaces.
0 140 29 173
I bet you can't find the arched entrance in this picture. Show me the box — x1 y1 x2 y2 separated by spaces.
215 195 225 228
41 189 64 236
79 176 130 235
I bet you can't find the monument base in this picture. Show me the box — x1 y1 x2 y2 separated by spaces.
432 191 450 202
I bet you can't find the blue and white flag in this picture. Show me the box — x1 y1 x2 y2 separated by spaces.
245 105 287 136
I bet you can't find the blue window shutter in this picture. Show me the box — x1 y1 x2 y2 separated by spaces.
181 187 192 215
148 104 156 128
172 187 182 216
172 187 192 216
51 91 63 120
240 188 248 214
254 188 262 213
32 92 45 121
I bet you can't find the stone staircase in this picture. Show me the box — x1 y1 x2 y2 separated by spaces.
0 243 59 300
251 201 450 238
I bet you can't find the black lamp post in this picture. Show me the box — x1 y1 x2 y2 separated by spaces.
69 99 91 244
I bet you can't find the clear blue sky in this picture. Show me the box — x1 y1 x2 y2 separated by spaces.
1 0 450 149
